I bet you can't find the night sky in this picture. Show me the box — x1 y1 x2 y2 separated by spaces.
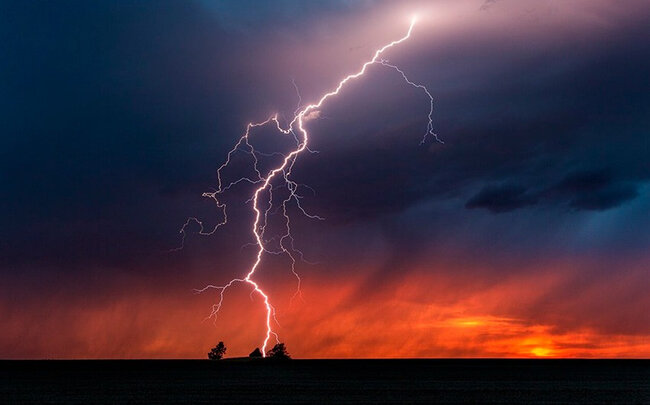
1 0 649 359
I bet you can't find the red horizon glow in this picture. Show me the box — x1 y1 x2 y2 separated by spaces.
2 255 648 359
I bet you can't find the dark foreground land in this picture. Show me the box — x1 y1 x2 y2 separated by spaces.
1 359 648 404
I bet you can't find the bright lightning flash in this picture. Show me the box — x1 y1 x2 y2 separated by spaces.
178 17 438 356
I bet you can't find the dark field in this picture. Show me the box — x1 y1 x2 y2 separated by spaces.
1 359 648 404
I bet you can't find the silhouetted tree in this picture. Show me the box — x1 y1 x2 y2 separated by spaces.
267 343 291 359
249 347 263 358
208 341 226 360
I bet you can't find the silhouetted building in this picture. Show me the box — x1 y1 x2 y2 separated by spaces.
249 348 263 358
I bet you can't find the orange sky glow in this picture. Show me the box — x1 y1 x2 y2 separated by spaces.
3 256 647 359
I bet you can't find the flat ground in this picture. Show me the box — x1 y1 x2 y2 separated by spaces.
1 359 648 404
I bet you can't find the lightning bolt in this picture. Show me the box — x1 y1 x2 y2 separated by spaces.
178 16 438 356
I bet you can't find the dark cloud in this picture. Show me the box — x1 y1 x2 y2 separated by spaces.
463 171 641 214
546 170 640 211
553 170 613 194
465 184 537 213
569 185 638 211
2 1 649 273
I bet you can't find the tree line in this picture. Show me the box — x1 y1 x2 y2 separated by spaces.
208 341 290 360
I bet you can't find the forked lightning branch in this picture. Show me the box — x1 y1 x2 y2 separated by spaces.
178 17 438 356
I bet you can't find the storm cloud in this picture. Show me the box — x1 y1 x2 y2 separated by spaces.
1 0 649 358
466 184 537 213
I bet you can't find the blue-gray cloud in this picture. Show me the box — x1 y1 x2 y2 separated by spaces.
1 0 649 279
466 184 537 213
